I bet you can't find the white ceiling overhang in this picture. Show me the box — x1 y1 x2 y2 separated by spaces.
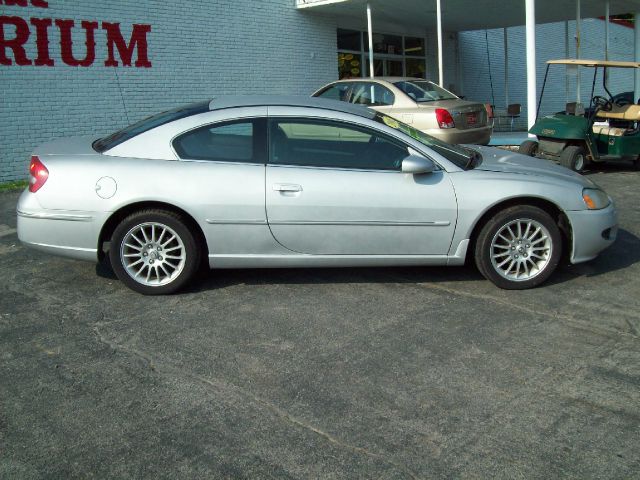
296 0 640 31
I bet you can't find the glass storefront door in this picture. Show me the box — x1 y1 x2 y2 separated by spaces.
366 58 403 77
337 29 427 80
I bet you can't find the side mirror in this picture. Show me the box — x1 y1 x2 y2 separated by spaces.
401 154 436 174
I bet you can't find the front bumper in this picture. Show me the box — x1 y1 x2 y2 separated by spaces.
16 190 99 261
566 202 618 264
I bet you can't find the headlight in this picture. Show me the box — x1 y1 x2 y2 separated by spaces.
582 188 610 210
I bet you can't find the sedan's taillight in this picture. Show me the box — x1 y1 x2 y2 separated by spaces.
29 156 49 193
435 108 455 129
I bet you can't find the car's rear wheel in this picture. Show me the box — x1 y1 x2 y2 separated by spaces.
518 140 538 156
109 209 201 295
560 145 586 172
474 205 562 289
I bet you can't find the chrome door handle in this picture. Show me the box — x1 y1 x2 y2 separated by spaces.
273 183 302 192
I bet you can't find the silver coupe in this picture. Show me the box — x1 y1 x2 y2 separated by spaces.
17 96 617 294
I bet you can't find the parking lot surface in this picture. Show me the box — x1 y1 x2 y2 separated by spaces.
1 167 639 479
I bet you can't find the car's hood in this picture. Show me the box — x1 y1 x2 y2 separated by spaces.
466 145 594 187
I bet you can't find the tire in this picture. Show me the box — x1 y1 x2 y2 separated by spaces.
632 156 640 171
474 205 562 290
560 145 587 172
518 140 538 157
109 209 201 295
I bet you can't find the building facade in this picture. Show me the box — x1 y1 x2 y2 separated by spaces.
0 0 634 182
1 0 340 182
459 18 636 130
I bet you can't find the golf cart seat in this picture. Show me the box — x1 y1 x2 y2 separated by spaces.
595 104 640 121
591 125 627 136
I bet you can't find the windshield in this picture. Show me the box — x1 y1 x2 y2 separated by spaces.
393 80 457 102
93 101 210 152
373 113 479 170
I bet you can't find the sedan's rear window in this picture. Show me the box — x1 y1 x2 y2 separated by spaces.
394 80 457 102
93 101 210 152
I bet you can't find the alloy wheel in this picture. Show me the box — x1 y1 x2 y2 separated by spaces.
490 218 552 282
120 222 186 286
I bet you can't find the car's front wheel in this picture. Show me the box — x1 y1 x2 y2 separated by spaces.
474 205 562 289
109 209 201 295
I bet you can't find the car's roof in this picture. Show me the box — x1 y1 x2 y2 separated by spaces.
330 77 430 84
208 95 376 119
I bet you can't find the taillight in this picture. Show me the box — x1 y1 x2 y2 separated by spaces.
29 156 49 193
435 108 455 129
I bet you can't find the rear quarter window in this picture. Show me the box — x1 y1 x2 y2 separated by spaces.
173 119 267 164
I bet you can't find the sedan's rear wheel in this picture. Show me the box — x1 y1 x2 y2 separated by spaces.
110 209 200 295
474 205 562 289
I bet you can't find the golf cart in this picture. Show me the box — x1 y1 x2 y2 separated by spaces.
519 59 640 172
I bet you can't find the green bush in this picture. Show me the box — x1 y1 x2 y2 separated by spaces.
0 180 28 192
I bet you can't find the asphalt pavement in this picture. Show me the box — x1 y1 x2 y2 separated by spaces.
1 166 639 479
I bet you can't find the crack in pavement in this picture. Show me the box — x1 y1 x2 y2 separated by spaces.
397 279 639 341
92 323 420 480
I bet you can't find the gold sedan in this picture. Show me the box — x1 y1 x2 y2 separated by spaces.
313 77 492 145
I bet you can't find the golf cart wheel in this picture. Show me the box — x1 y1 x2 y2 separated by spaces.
474 205 562 290
518 140 539 157
560 146 587 173
633 156 640 171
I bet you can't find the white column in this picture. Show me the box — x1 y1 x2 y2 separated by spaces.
367 3 374 78
564 21 569 103
455 32 463 94
504 28 509 107
525 0 537 132
635 13 640 102
576 0 581 103
605 0 610 60
437 0 444 87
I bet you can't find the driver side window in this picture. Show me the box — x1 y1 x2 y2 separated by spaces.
269 118 408 171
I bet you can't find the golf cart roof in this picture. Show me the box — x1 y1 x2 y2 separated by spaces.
547 59 640 69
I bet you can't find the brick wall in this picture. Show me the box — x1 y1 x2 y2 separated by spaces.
458 19 635 131
0 0 337 182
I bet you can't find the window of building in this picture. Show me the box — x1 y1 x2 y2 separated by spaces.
269 119 407 171
336 29 427 79
365 58 403 77
174 120 258 162
365 33 403 55
404 37 425 56
338 52 362 79
337 28 361 51
406 58 426 79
